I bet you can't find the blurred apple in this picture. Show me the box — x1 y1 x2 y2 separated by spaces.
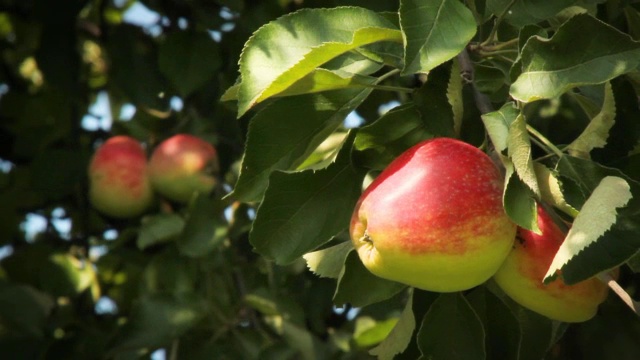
350 138 516 292
89 136 153 218
148 134 218 203
494 205 611 322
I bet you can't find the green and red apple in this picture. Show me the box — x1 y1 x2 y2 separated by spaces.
148 134 218 203
350 138 516 292
494 206 611 322
88 136 153 218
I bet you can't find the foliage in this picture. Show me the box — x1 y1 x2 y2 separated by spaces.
1 0 640 359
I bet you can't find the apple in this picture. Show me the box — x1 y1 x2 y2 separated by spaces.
350 138 516 292
88 136 153 218
493 206 611 322
148 134 218 203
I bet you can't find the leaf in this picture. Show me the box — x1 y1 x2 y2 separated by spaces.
158 31 221 97
466 287 521 360
303 241 353 279
333 251 406 308
250 134 365 264
498 0 577 27
353 317 399 348
137 213 185 250
109 294 207 352
545 176 632 281
400 0 477 74
354 104 431 169
232 87 372 203
369 292 416 359
447 57 464 135
504 161 540 232
178 194 227 257
237 7 401 116
566 82 616 158
508 114 540 197
481 102 519 153
534 162 579 218
416 293 486 360
554 156 640 283
510 14 640 103
274 69 376 98
0 283 54 338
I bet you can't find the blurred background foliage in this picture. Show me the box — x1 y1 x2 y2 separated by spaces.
0 0 640 359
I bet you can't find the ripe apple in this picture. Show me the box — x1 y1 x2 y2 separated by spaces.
350 138 516 292
148 134 218 203
493 205 611 322
88 136 153 218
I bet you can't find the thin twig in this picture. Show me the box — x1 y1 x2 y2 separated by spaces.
598 272 640 316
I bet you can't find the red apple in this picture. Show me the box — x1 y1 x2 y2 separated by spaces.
350 138 516 292
148 134 218 203
494 206 611 322
88 136 153 218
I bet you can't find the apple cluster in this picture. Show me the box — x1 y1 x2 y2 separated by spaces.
350 138 612 323
88 134 218 219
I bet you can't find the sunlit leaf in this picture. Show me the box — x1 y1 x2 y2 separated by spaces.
545 176 632 281
400 0 477 74
534 162 579 218
370 292 416 359
508 114 540 197
303 241 353 279
482 102 519 153
510 14 640 103
237 7 400 116
566 82 616 158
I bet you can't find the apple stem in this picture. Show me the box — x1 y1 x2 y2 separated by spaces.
597 272 640 316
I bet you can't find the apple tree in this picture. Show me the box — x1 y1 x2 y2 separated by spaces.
1 0 640 359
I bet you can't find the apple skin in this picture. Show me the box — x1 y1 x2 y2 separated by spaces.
148 134 218 203
350 138 516 292
89 136 153 218
493 205 611 322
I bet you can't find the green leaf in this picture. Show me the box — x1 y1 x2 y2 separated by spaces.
333 251 406 307
141 251 196 297
508 114 540 197
0 283 54 338
354 104 431 169
137 213 185 250
178 194 227 257
466 287 521 360
400 0 477 74
158 31 221 97
534 162 579 218
237 7 401 116
273 69 375 98
416 293 486 360
109 294 207 352
447 57 464 135
369 292 416 359
303 241 353 279
555 156 640 283
545 176 632 281
566 82 616 158
232 87 372 203
30 149 85 201
355 317 399 348
250 134 365 264
491 0 577 27
504 161 540 232
482 102 519 153
510 14 640 103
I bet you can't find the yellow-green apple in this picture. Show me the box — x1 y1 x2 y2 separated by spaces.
350 138 516 292
494 206 611 322
148 134 218 203
88 136 153 218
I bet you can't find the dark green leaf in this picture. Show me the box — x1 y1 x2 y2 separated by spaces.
400 0 477 74
30 149 85 200
178 194 228 257
158 31 221 97
0 283 54 338
250 133 365 264
503 162 539 232
137 213 185 250
417 293 486 360
333 251 406 308
232 87 372 203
